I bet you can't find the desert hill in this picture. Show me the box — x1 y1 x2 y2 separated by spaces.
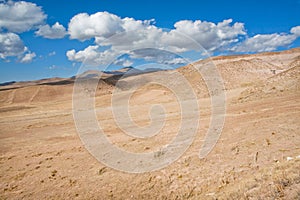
0 48 299 199
0 65 166 105
237 62 300 102
2 47 298 105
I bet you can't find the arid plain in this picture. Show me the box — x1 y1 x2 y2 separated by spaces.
0 48 299 199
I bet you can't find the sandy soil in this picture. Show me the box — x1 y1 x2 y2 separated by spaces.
0 48 299 199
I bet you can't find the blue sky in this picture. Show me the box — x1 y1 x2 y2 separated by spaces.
0 0 300 82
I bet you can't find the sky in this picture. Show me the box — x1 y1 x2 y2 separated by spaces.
0 0 300 83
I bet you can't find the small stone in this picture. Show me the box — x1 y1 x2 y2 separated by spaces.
286 157 293 161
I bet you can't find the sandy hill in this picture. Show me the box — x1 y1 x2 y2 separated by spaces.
0 65 167 105
211 48 300 90
238 61 300 102
0 48 299 199
1 48 299 105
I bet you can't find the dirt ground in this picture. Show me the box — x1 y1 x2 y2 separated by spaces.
0 49 299 199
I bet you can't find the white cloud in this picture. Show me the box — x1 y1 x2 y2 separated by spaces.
67 11 300 65
20 52 36 63
66 45 118 66
97 18 245 53
290 26 300 37
0 32 36 63
67 12 248 65
113 58 133 67
68 12 246 54
0 4 298 66
230 25 300 53
163 19 246 52
0 1 68 63
68 11 158 43
131 48 180 63
231 33 298 53
0 0 46 33
0 32 27 59
163 57 189 65
35 22 67 39
68 12 124 41
68 12 162 49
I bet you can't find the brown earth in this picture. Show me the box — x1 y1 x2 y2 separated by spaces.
0 48 299 199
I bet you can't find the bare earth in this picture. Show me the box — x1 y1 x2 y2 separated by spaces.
0 48 300 199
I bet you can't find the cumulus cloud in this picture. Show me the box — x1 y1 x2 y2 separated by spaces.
163 57 189 65
231 26 300 53
68 12 246 53
69 12 246 52
35 22 67 39
97 17 162 51
67 12 249 65
290 26 300 37
0 1 69 63
0 32 36 63
0 32 27 59
0 3 298 66
113 58 133 67
66 11 300 66
131 48 187 65
68 12 124 41
165 19 246 52
68 11 158 43
66 45 118 65
20 52 36 63
0 0 46 33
